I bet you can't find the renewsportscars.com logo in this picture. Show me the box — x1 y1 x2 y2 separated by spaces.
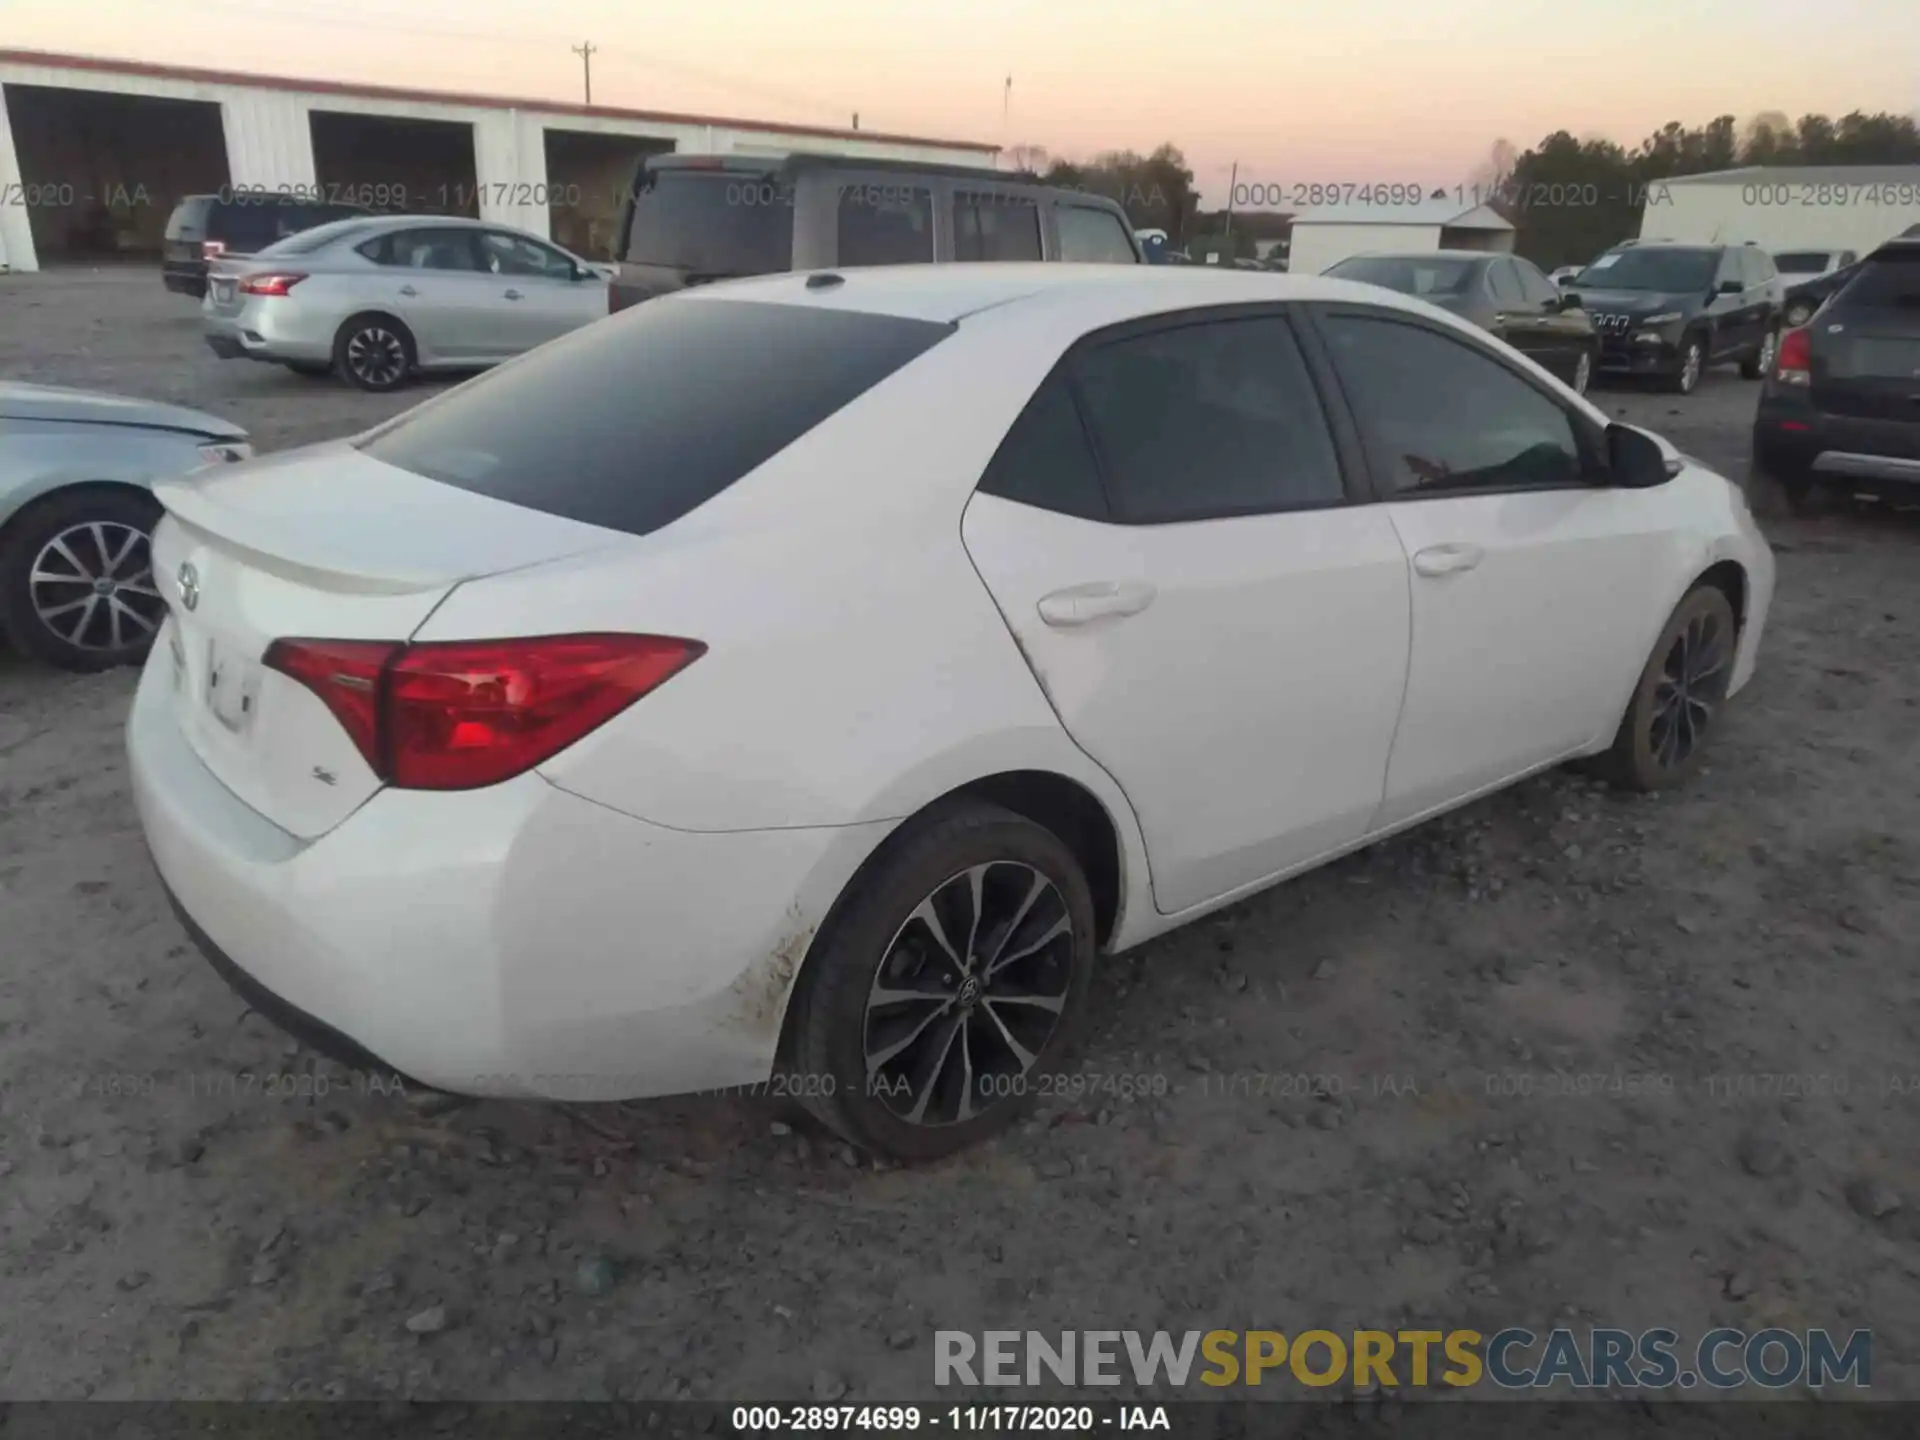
934 1328 1872 1392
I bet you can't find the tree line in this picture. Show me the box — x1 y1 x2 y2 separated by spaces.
1012 109 1920 265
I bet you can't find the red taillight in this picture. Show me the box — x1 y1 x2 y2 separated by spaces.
201 239 226 259
239 272 307 297
1776 326 1812 385
264 634 704 791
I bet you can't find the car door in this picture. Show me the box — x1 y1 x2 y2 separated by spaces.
475 230 606 351
1513 257 1591 379
1306 305 1679 829
959 308 1412 915
1486 258 1554 367
371 227 499 363
1708 250 1753 359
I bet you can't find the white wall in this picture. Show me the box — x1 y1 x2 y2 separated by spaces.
1289 222 1439 275
0 59 998 268
1637 179 1920 257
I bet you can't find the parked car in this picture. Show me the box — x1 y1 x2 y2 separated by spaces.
1563 242 1783 394
1773 248 1857 290
1325 251 1599 392
1780 261 1860 328
202 215 612 391
1753 236 1920 514
608 153 1141 312
0 383 248 671
162 194 375 299
130 264 1773 1161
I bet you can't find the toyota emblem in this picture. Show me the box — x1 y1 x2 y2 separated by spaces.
177 561 200 612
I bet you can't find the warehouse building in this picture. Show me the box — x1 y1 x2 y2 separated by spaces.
0 49 998 273
1633 165 1920 256
1286 198 1513 276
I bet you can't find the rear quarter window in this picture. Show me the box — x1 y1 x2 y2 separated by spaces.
358 298 952 536
1834 249 1920 309
165 197 213 239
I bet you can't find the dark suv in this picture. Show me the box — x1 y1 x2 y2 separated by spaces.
1563 242 1783 394
1753 237 1920 513
162 194 375 298
610 153 1141 312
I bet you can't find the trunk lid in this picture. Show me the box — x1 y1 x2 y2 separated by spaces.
149 443 630 838
1809 268 1920 423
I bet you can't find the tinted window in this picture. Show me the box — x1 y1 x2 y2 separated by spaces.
837 183 933 266
1513 258 1560 306
976 376 1108 519
1773 250 1831 275
956 193 1042 262
1328 255 1480 297
1486 260 1523 305
1320 313 1583 496
1071 316 1344 522
1574 247 1717 291
1056 205 1138 263
622 170 793 277
360 299 952 536
1833 247 1920 309
165 197 213 239
479 231 576 278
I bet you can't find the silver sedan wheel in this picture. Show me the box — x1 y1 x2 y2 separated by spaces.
30 521 163 654
862 861 1075 1128
346 326 408 388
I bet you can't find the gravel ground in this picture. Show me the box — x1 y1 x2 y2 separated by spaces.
2 267 1918 1404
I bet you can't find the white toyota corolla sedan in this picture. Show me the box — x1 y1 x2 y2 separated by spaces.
130 263 1774 1160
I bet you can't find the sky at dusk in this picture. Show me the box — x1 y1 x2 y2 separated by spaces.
6 0 1918 204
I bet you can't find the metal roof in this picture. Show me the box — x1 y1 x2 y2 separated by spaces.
1658 164 1920 186
1289 199 1513 230
0 48 998 154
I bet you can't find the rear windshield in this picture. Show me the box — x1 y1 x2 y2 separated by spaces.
1833 248 1920 309
1329 255 1480 297
208 200 371 251
359 298 952 536
256 219 375 257
165 197 214 239
621 170 793 277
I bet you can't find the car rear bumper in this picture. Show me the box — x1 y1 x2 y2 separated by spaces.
127 637 878 1101
1753 391 1920 487
201 304 335 367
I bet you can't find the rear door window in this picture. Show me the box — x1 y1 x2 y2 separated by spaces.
359 298 953 536
1486 260 1523 306
955 193 1042 262
1071 315 1346 521
368 228 484 271
622 170 794 278
1056 205 1138 263
836 182 934 266
1834 248 1920 309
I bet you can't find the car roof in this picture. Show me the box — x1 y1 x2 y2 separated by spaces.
1336 250 1494 262
676 263 1464 327
645 152 1127 209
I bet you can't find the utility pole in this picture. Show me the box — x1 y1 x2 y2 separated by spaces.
572 41 597 104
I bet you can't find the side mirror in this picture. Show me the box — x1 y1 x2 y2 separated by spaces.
1606 423 1673 488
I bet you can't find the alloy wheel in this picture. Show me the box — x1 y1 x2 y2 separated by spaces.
346 327 406 387
1649 610 1729 771
1680 342 1703 393
28 521 163 654
862 862 1075 1127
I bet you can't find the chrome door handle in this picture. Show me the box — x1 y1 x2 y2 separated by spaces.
1037 580 1157 627
1412 543 1485 577
398 284 418 297
504 289 523 300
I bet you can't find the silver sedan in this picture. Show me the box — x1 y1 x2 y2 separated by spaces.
0 382 249 671
202 215 613 391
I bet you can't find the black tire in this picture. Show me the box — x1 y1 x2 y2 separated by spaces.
1666 335 1706 394
284 361 333 378
1739 326 1778 381
0 487 166 672
332 313 415 392
1590 585 1737 792
786 799 1098 1162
